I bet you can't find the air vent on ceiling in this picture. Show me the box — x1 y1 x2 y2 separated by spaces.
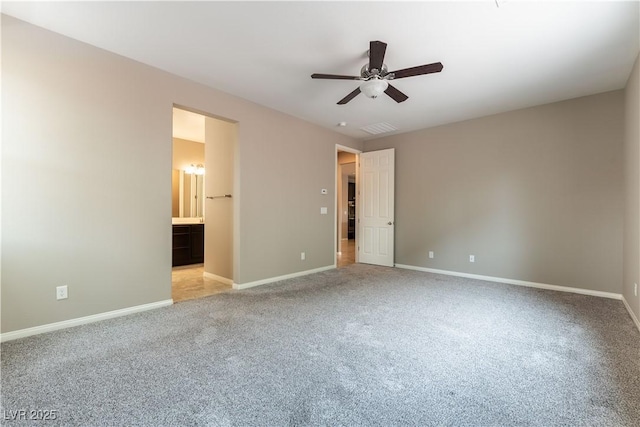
360 122 398 135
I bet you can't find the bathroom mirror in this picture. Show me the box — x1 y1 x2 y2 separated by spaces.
172 169 205 218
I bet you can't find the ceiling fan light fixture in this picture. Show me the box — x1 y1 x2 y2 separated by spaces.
360 78 388 99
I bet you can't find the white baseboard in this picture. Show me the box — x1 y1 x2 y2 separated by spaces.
0 299 174 343
233 265 335 290
203 271 233 286
622 295 640 332
395 264 622 300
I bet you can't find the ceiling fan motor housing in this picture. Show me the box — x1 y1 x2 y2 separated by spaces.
361 63 389 79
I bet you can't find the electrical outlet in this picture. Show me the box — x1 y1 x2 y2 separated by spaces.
56 285 68 300
469 255 475 263
428 251 434 259
301 252 306 261
635 283 638 297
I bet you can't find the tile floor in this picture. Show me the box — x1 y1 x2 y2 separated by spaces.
171 264 232 303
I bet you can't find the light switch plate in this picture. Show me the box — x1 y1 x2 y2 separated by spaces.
321 189 328 195
320 207 328 214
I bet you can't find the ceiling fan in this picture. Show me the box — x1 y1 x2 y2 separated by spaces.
311 40 443 105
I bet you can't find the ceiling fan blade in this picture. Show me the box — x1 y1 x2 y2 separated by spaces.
384 84 409 103
389 62 443 79
337 87 361 105
311 73 361 80
369 41 387 73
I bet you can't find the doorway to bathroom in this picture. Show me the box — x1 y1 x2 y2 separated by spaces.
171 106 237 302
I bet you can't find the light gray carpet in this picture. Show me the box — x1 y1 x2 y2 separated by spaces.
2 264 639 426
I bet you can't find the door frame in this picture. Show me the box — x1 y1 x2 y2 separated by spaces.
172 104 238 285
334 144 362 267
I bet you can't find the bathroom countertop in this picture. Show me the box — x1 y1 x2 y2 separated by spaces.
172 217 204 225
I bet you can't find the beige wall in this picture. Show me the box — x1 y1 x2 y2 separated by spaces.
366 91 624 294
623 53 640 320
1 15 360 333
171 169 180 217
172 137 204 171
204 116 236 281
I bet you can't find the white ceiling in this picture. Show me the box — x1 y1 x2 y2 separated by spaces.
3 1 639 140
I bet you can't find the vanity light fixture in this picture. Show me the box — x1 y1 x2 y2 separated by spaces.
186 164 205 175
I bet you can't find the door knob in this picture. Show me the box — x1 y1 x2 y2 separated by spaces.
388 221 393 225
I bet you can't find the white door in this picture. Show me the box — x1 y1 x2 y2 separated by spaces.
358 148 395 267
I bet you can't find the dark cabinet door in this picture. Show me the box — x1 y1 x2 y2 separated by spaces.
172 224 205 266
190 224 204 262
172 226 191 267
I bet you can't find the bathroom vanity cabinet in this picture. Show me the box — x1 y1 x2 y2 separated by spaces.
172 224 204 266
